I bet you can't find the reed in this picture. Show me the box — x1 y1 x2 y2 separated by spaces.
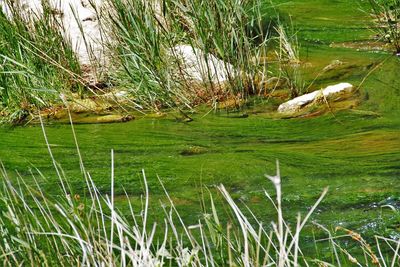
0 0 300 121
367 0 400 54
103 0 274 111
0 0 83 123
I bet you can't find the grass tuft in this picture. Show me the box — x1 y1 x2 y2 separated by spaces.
367 0 400 54
0 1 83 123
103 0 276 111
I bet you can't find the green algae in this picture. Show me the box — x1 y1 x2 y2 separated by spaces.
1 109 399 234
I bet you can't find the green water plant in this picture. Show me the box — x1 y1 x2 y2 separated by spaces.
0 155 324 266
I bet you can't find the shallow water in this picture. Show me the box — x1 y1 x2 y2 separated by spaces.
1 0 400 248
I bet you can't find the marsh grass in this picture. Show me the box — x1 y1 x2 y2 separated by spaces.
0 1 84 123
104 0 274 111
274 18 303 98
0 0 303 121
367 0 400 54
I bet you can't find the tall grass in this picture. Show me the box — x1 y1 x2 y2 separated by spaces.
0 0 83 123
274 18 303 98
367 0 400 54
0 0 300 121
104 0 273 111
2 156 400 266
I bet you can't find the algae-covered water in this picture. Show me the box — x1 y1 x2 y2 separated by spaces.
1 0 400 243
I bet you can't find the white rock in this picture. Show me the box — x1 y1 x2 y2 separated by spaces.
277 83 354 113
99 90 128 101
171 45 238 84
115 90 128 98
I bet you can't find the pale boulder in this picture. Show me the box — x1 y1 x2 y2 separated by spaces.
171 45 238 84
278 83 354 113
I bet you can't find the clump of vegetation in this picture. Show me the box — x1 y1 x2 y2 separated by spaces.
0 0 284 122
274 20 303 98
368 0 400 54
0 1 83 123
0 0 301 122
104 0 273 111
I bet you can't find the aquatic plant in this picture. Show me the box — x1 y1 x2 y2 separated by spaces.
0 155 319 266
3 153 400 266
367 0 400 54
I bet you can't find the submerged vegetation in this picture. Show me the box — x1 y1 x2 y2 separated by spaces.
2 145 400 266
